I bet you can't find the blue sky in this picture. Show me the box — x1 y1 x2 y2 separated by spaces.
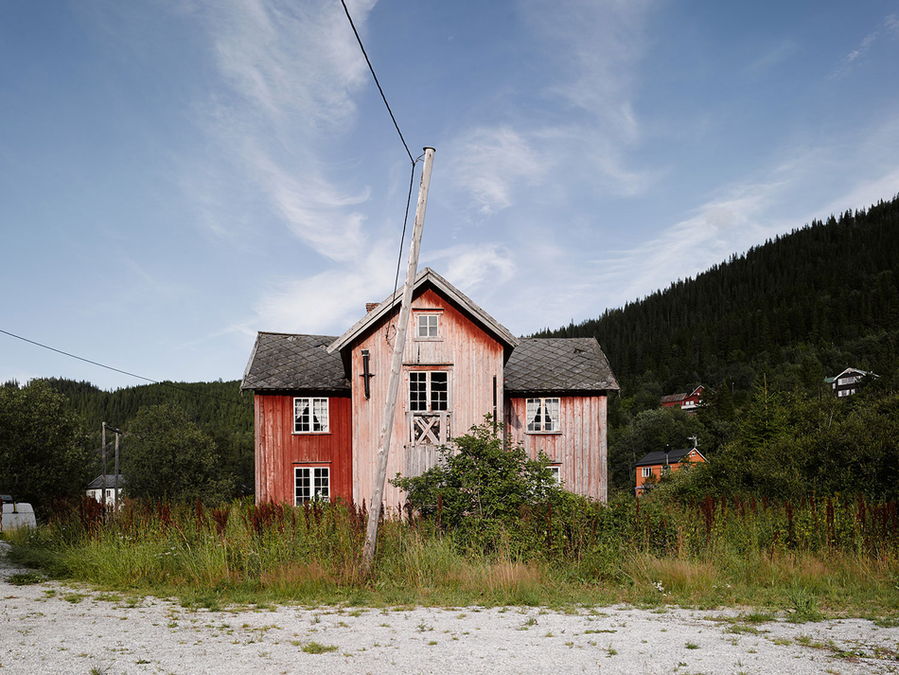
2 0 898 390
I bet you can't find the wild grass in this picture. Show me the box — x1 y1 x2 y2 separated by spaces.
6 495 898 615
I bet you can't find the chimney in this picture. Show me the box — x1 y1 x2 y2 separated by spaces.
365 302 379 313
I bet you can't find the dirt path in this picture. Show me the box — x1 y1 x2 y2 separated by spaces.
1 541 896 674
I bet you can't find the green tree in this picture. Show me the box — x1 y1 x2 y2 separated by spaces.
0 380 91 512
390 418 563 536
122 404 232 503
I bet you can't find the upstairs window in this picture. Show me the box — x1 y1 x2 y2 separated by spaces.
410 371 449 411
294 397 329 433
416 314 440 338
526 397 560 432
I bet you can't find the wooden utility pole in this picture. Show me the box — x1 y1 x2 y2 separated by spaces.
101 421 107 506
113 428 121 507
361 147 436 574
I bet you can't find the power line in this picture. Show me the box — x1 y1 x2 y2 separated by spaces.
392 161 419 301
340 0 414 165
0 328 245 406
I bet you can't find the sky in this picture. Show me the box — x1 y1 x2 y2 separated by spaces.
2 0 899 390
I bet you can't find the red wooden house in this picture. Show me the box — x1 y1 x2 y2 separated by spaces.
241 268 619 506
659 385 704 412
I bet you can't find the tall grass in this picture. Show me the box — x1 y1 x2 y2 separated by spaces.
7 495 898 614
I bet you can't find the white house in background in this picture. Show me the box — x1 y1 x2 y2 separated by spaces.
86 474 125 506
824 367 878 398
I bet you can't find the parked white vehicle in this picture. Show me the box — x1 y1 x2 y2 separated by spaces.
1 502 36 531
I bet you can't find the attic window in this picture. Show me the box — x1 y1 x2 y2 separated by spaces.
294 397 329 433
526 397 560 433
416 314 439 338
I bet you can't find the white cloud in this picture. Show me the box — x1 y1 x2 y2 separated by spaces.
181 0 378 260
448 128 546 215
445 1 654 216
424 243 516 291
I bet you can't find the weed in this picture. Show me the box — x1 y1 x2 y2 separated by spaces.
7 572 45 585
685 642 699 649
300 642 337 654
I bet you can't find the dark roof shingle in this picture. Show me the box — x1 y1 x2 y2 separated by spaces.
635 448 697 467
87 474 125 490
504 338 619 394
241 332 349 392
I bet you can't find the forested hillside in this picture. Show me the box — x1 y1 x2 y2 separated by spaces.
41 378 254 495
539 195 899 496
538 195 899 403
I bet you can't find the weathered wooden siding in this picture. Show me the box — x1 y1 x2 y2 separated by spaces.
254 394 352 504
505 395 608 501
352 287 505 507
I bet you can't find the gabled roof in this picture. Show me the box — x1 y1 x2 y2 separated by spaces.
241 332 349 392
660 385 704 404
327 267 519 354
828 367 877 381
635 447 705 467
87 474 125 490
504 338 619 394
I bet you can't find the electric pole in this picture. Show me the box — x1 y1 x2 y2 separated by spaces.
361 147 435 575
101 421 107 506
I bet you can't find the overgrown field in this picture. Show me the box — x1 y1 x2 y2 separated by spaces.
7 496 899 617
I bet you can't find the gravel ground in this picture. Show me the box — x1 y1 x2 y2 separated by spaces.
1 541 897 674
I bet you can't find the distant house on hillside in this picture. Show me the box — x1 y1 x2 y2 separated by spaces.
659 385 704 412
86 474 125 507
241 268 619 506
824 367 878 398
634 443 706 495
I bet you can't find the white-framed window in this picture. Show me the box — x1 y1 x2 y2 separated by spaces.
295 466 330 504
416 314 440 338
549 466 561 484
526 397 560 432
642 467 653 478
293 397 329 433
409 371 449 412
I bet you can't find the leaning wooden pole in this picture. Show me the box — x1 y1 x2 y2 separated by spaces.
361 147 436 575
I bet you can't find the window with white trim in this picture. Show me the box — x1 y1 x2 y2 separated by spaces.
294 397 329 433
409 371 449 412
295 466 330 504
549 466 561 484
526 397 560 432
642 467 652 478
416 314 439 338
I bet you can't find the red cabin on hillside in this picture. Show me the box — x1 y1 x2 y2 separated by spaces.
241 269 619 506
659 385 704 413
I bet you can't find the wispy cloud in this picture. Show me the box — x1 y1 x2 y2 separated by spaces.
448 127 546 216
834 13 899 76
181 0 377 259
444 0 654 217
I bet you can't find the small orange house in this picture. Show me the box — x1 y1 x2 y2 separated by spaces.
241 268 619 506
634 445 706 495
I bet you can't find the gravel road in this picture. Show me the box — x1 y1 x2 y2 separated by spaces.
2 541 897 674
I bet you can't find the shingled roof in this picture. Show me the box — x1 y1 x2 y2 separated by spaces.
635 447 705 467
241 332 349 392
504 338 619 394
